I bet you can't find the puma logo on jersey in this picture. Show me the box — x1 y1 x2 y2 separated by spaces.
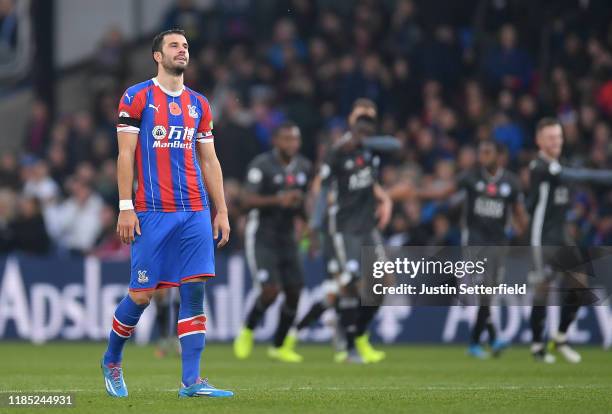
124 92 133 103
149 104 160 112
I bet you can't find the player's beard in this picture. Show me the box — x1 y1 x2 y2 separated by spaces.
278 149 294 163
161 55 187 76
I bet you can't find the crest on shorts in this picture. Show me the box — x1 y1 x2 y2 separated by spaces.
137 270 149 284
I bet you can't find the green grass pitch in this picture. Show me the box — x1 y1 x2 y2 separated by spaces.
1 342 611 413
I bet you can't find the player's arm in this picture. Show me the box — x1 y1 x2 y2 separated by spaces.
116 132 140 244
419 170 471 201
296 159 314 220
115 87 144 245
362 135 402 152
197 142 230 247
373 183 392 229
512 199 529 235
308 179 328 231
242 190 301 209
308 153 336 231
387 181 413 201
416 181 457 200
559 166 612 185
388 180 457 202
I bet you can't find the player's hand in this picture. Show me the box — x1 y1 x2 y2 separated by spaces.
376 194 392 230
116 210 141 244
278 190 303 208
306 226 320 258
213 210 230 248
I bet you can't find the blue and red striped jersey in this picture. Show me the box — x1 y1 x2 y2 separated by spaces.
116 78 214 212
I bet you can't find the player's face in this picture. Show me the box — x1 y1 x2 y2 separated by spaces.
348 106 377 127
537 124 563 159
352 120 376 142
275 127 301 159
158 34 189 75
478 143 498 169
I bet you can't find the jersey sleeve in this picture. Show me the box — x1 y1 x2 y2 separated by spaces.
526 159 546 212
244 158 265 194
301 158 313 186
456 171 472 192
117 88 145 134
196 96 214 144
371 153 381 182
319 149 338 187
510 174 523 204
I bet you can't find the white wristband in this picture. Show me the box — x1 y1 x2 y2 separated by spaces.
119 200 134 211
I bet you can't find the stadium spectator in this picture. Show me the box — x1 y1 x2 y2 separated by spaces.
51 178 103 255
23 99 51 157
214 90 260 180
482 24 533 93
266 18 307 70
161 0 205 52
0 151 20 190
92 203 129 261
22 158 60 206
10 196 50 255
0 189 16 253
388 0 421 58
90 26 130 89
66 111 96 171
0 0 17 60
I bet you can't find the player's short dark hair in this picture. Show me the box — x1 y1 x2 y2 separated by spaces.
352 98 377 113
151 28 186 60
273 121 299 137
536 117 561 133
479 139 504 154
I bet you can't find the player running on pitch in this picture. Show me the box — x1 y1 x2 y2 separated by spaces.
289 99 399 358
391 140 528 359
233 122 312 363
313 114 392 363
101 29 233 398
528 118 612 363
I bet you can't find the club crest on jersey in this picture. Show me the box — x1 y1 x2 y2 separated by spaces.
169 101 182 116
137 270 149 284
257 270 269 282
188 105 199 119
296 172 307 185
499 183 511 197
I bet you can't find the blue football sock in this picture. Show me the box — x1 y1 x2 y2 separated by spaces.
178 282 207 387
103 295 148 365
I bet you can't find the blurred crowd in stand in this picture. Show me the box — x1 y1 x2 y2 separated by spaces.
2 0 612 259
